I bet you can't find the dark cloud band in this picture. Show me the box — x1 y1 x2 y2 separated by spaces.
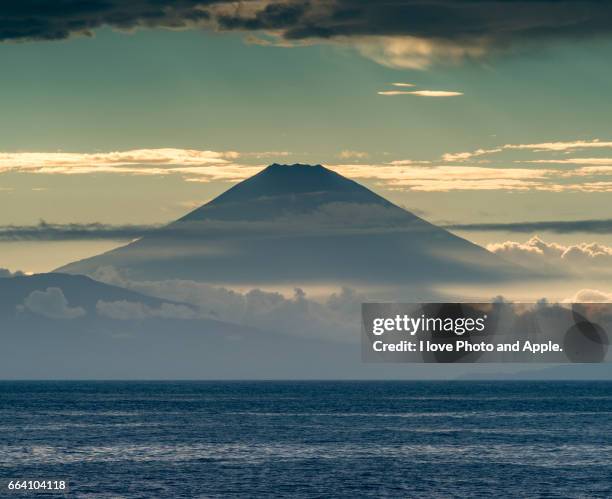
444 219 612 234
0 0 214 42
2 1 612 45
217 1 612 42
0 222 159 241
2 216 611 242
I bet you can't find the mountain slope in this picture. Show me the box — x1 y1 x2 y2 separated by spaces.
57 163 525 285
0 272 183 316
0 273 190 319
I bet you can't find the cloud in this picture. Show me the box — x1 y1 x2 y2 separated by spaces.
22 287 86 319
486 236 612 276
332 164 553 191
505 140 612 152
239 151 293 159
573 166 612 175
0 221 159 241
0 148 262 181
442 148 502 162
338 150 368 159
435 139 612 191
3 2 612 67
392 83 415 87
0 204 417 241
91 266 363 340
408 90 463 97
2 146 612 192
0 202 430 242
388 160 430 166
443 140 612 162
559 182 612 192
444 219 612 234
332 162 612 192
378 90 462 97
354 35 486 69
96 300 197 320
378 91 412 96
526 159 612 166
0 1 215 42
212 1 612 68
563 289 612 303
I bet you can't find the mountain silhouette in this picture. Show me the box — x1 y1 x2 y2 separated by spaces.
58 163 524 284
178 163 395 220
0 272 182 316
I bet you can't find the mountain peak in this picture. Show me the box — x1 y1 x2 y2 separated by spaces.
256 162 340 184
253 163 337 188
198 162 385 208
266 163 325 169
174 162 392 222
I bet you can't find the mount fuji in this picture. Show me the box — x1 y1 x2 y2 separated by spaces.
58 164 524 285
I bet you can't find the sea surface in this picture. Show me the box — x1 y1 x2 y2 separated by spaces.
1 381 611 498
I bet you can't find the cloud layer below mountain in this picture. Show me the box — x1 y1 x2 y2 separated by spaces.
21 287 86 319
487 236 612 277
90 266 365 341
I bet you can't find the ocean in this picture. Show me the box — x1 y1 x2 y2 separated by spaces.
1 381 611 498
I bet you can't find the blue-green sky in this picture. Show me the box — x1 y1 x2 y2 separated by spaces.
1 2 612 273
2 29 612 155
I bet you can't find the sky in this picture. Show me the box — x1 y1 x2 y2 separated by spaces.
1 0 612 273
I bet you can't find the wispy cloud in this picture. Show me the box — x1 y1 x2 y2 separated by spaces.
443 139 612 162
504 140 612 152
378 90 462 97
338 150 369 159
525 158 612 166
391 82 415 87
571 166 612 175
332 164 551 191
442 148 502 162
0 149 261 181
378 91 414 96
409 90 463 97
240 151 292 159
331 161 612 192
388 159 431 165
2 146 612 192
0 149 237 169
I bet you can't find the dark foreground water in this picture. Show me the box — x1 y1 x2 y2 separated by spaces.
1 381 611 498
